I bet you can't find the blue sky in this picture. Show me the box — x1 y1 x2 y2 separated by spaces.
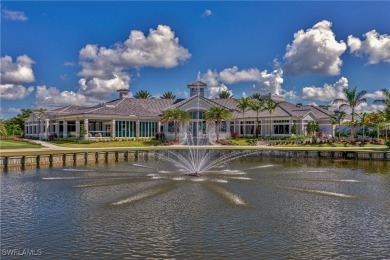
1 1 389 118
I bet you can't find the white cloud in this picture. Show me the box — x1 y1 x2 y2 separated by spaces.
302 77 349 102
64 61 76 67
283 20 347 75
0 84 34 100
1 9 28 21
201 67 284 98
219 66 260 84
33 85 91 109
365 90 386 100
1 55 35 84
282 90 298 100
348 30 390 64
77 25 190 101
201 69 232 98
251 68 284 95
354 102 386 113
0 55 35 100
202 9 213 17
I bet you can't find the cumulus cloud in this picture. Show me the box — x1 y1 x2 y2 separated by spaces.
201 69 232 98
1 55 35 84
251 68 284 95
354 102 386 113
219 66 260 84
77 25 190 101
29 25 190 107
202 66 284 98
33 85 91 109
302 77 349 102
202 9 213 17
348 30 390 64
365 90 386 100
283 20 347 76
0 84 34 100
1 8 28 21
0 55 35 100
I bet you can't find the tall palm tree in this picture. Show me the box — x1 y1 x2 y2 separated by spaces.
236 97 251 137
356 112 369 141
249 99 265 138
161 108 190 141
329 111 346 139
333 86 367 139
205 106 232 141
218 90 233 99
134 90 152 99
373 88 390 120
251 93 261 100
160 91 176 99
263 98 284 137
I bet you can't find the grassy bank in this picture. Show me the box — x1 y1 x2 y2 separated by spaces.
0 139 42 149
49 139 161 148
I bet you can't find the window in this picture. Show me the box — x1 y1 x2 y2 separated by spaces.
190 111 204 119
273 124 290 134
115 120 136 137
140 121 158 137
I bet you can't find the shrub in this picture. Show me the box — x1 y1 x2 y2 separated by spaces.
231 132 239 139
385 140 390 148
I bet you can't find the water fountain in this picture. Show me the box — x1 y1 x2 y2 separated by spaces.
154 73 257 176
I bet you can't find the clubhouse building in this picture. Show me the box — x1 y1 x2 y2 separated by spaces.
24 80 337 141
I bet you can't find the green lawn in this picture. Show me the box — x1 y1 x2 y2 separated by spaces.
49 140 161 148
0 139 42 149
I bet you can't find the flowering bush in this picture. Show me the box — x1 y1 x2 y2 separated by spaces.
231 132 239 139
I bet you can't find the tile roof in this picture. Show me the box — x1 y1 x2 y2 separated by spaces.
41 96 337 121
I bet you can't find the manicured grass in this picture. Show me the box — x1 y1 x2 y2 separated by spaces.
0 139 42 149
49 140 161 148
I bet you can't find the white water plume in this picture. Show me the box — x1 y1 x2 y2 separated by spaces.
274 185 356 198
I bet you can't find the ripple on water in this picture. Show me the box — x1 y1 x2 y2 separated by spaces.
274 185 357 199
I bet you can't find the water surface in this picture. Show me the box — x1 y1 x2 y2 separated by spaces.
1 157 389 259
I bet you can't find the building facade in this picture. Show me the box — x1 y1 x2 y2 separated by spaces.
24 80 337 141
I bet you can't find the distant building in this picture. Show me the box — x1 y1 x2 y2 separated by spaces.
24 79 337 141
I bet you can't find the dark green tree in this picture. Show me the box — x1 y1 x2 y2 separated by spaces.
205 106 232 141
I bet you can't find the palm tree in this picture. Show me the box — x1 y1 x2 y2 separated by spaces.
251 93 261 100
134 90 152 99
218 90 233 99
34 108 47 113
263 98 284 137
160 91 176 99
205 106 232 141
249 99 265 138
333 86 367 139
373 88 390 120
329 111 346 139
356 112 369 141
161 108 190 141
236 97 251 137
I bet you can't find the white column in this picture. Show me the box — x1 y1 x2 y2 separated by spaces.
158 121 161 133
45 119 50 139
83 118 89 139
136 120 140 137
111 119 116 138
63 121 68 137
76 120 80 138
